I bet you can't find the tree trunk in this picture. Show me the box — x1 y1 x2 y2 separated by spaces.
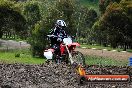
0 30 3 38
5 32 7 38
123 42 127 51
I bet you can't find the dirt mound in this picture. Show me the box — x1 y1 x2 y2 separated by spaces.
0 63 132 88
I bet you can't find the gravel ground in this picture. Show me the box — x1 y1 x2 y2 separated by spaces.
0 63 132 88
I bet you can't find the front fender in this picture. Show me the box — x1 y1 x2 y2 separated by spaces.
44 48 54 60
71 42 80 47
45 48 54 52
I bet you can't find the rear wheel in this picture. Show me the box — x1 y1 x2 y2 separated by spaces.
72 51 85 66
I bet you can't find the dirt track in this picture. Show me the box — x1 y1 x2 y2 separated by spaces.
76 48 132 61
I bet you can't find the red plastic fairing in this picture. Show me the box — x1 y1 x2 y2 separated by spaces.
71 42 80 47
60 44 65 54
47 49 54 52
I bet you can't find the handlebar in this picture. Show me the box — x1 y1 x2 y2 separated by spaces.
47 35 67 38
47 35 56 37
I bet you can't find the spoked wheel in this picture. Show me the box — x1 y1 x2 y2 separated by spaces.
72 51 85 66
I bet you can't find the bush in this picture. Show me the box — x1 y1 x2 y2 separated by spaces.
29 21 48 57
15 53 20 57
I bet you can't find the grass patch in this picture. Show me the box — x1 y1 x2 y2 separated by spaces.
0 52 128 66
85 55 128 66
81 44 113 50
0 51 45 64
81 44 126 52
0 48 129 66
126 49 132 53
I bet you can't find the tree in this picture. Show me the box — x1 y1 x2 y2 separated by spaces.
99 0 121 14
0 0 27 38
93 0 132 49
55 0 78 35
27 0 81 57
76 6 98 44
22 1 41 34
30 21 48 57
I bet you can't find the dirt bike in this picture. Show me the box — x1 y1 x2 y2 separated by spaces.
44 35 85 66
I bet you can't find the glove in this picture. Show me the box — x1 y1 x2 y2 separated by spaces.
57 38 62 42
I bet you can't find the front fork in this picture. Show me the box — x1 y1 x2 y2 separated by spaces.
65 45 74 64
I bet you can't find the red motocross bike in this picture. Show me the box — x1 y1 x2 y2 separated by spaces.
44 35 85 65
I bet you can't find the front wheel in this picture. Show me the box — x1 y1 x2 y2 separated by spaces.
72 51 85 66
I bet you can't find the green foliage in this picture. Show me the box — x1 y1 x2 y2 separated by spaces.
99 0 122 14
0 0 98 57
78 6 98 44
29 21 48 57
28 0 99 57
25 0 98 56
93 0 132 49
0 0 27 38
80 0 99 13
55 0 77 35
22 1 45 57
23 1 41 27
30 0 79 57
15 53 20 57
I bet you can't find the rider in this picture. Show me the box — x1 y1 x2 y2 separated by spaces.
49 20 67 55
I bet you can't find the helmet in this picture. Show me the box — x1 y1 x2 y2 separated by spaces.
56 20 66 29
